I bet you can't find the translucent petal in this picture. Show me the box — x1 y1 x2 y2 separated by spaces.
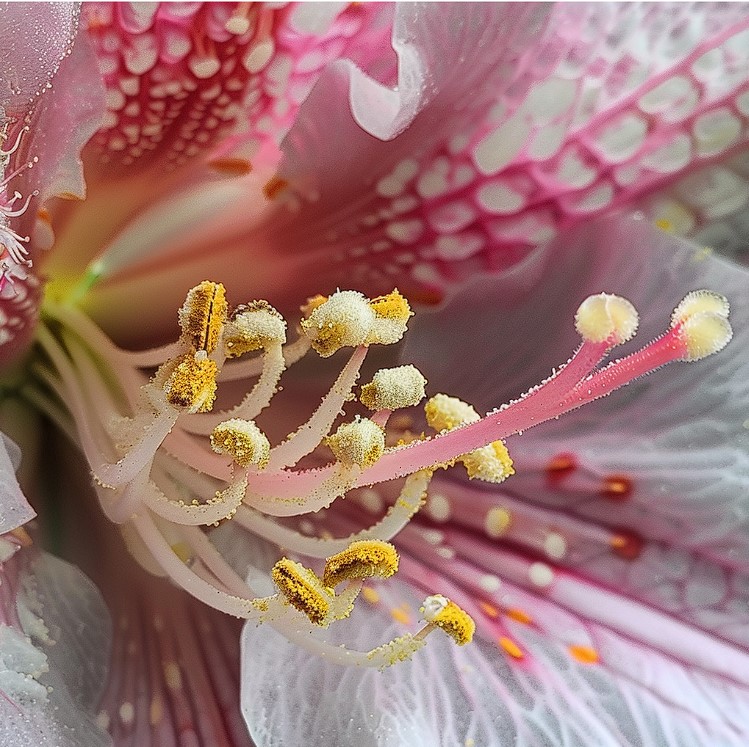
1 553 112 746
0 431 34 534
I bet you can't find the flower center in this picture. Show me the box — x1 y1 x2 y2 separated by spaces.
23 280 733 667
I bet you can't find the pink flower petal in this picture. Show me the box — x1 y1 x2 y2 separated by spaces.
0 433 34 534
0 3 79 116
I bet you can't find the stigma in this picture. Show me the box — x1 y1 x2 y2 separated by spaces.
33 281 733 667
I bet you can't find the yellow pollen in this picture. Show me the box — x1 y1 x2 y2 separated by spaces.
322 540 399 588
210 418 270 468
425 393 479 432
301 290 374 357
223 300 286 357
506 607 533 625
462 439 515 483
360 365 427 411
654 218 674 232
366 289 413 345
421 595 475 645
574 293 639 344
164 353 218 413
369 289 412 323
499 636 524 659
300 294 328 317
178 281 227 353
325 417 385 467
271 558 331 625
568 644 599 664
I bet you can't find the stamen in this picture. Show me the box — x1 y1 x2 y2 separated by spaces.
325 417 385 468
163 352 218 413
33 278 735 671
223 301 286 357
271 558 331 625
417 594 475 645
322 540 399 588
178 280 227 354
210 419 270 468
360 365 427 411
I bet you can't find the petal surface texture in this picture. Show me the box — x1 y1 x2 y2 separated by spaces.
242 215 749 746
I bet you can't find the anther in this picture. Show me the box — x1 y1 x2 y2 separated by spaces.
418 594 475 645
325 417 385 467
322 540 399 588
164 352 217 413
575 293 639 344
178 281 227 353
210 418 270 468
301 290 375 357
674 311 733 361
223 300 286 358
425 394 513 482
271 557 331 625
360 365 427 411
366 290 413 345
671 290 729 325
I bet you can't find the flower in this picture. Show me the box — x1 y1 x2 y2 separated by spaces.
0 3 748 746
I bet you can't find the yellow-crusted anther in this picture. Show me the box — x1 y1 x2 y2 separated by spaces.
574 293 638 344
425 393 480 432
178 281 227 353
322 540 399 588
462 440 515 483
360 365 427 411
420 594 475 645
671 290 729 326
366 289 413 345
271 557 331 625
424 394 514 482
301 290 375 357
223 301 287 358
325 417 385 467
164 352 217 413
300 294 328 318
210 418 270 468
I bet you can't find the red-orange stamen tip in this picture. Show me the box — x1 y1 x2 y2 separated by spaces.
568 644 599 664
499 636 524 659
263 176 288 200
208 158 253 176
479 601 499 619
610 532 643 560
506 608 533 625
601 475 632 500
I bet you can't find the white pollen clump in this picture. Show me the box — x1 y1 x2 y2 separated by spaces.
678 312 733 361
420 593 449 622
544 532 567 560
360 365 427 411
529 562 555 588
210 418 271 468
325 417 385 467
426 492 451 522
575 293 639 344
671 290 730 325
224 301 287 357
424 393 480 432
479 574 502 592
301 290 375 357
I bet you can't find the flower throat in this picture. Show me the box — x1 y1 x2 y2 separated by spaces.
26 280 732 667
